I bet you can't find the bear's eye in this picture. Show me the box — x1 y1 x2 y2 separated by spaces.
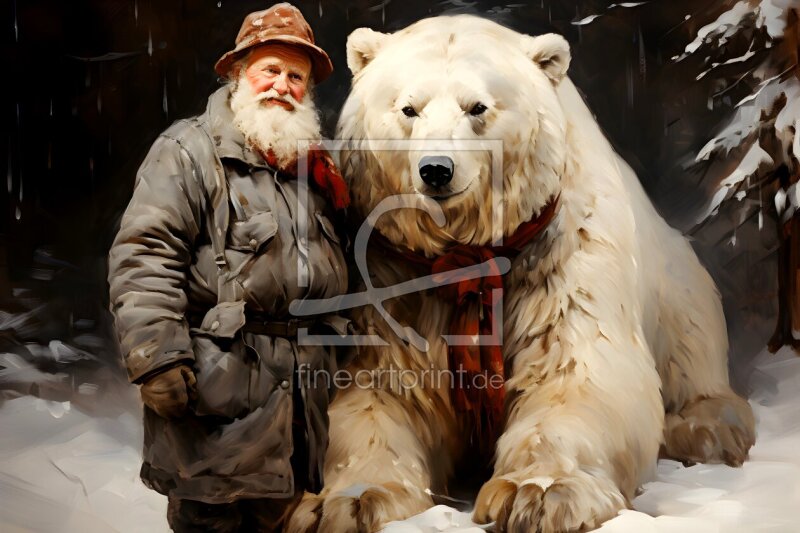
401 106 418 118
469 103 488 116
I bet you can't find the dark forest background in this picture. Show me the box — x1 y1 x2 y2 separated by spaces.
0 0 776 400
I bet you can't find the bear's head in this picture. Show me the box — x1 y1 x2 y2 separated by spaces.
337 15 571 256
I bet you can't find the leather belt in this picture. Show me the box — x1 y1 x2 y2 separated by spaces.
240 317 319 338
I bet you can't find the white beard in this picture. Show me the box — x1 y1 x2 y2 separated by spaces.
229 74 322 169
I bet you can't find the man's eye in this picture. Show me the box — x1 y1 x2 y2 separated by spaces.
290 74 303 81
469 103 488 116
401 106 418 117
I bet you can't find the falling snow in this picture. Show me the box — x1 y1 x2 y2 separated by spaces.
7 147 12 194
162 75 168 116
13 0 18 42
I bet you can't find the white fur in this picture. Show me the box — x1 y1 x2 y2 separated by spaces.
287 15 754 533
229 72 321 168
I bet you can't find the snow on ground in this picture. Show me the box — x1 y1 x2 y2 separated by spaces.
1 349 799 532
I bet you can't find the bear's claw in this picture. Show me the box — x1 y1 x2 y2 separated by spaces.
474 472 627 533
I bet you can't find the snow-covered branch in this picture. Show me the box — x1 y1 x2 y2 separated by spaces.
678 0 788 61
570 1 649 26
685 1 797 225
699 141 774 220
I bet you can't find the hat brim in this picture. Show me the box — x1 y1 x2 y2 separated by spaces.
214 35 333 83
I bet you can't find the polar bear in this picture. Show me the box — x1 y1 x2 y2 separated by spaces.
287 14 755 533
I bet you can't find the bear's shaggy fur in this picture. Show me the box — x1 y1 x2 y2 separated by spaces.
287 15 755 533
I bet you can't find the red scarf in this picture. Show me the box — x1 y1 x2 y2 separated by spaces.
263 145 350 210
377 197 559 455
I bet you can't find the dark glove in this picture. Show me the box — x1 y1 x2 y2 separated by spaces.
139 364 197 419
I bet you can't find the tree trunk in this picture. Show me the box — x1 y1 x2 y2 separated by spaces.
769 167 800 353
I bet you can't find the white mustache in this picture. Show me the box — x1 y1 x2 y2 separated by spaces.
255 89 305 111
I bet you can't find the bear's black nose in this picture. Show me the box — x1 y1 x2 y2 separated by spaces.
418 156 454 188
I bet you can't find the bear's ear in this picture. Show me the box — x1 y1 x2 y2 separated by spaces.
346 27 389 75
521 33 571 85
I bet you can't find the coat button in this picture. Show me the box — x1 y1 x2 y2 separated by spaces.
249 238 258 249
279 379 290 390
210 320 220 331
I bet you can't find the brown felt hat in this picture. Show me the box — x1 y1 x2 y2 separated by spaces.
214 3 333 82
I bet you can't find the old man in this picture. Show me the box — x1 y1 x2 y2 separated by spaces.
107 3 348 531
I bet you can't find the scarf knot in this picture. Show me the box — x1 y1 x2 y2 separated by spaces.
432 246 505 304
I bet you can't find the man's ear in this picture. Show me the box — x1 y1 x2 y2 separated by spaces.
346 27 389 75
520 33 571 85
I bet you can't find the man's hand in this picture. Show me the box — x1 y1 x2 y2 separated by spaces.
139 364 197 418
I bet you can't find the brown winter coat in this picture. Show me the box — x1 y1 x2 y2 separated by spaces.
107 84 348 503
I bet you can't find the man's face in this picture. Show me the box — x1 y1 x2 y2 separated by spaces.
243 44 312 111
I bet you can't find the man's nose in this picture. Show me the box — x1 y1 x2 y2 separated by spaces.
418 156 454 188
273 73 289 95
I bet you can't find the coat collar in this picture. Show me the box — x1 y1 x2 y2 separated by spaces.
204 84 272 170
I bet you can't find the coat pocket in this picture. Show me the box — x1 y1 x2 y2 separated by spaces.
229 210 279 252
193 300 246 338
190 335 251 419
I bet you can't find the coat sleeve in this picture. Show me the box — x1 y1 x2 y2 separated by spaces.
108 134 205 383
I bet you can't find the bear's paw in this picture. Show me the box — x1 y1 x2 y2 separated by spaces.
474 471 627 532
288 482 432 533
